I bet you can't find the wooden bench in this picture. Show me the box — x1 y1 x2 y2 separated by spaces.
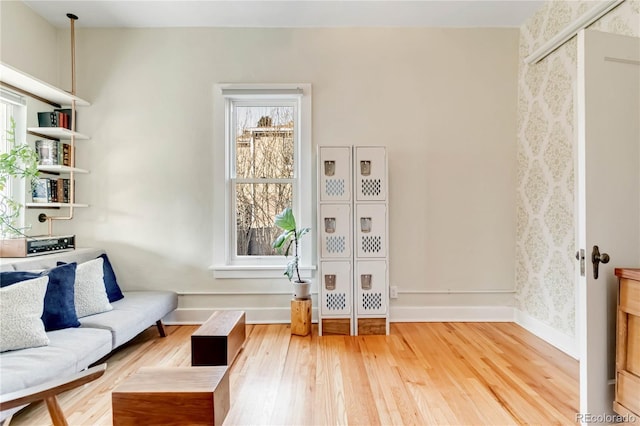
112 366 229 426
191 310 246 366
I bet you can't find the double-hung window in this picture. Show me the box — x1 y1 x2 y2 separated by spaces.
213 84 313 278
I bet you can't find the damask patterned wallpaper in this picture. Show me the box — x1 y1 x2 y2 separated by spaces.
515 0 640 337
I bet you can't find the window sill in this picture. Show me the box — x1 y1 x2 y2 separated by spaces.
210 264 316 279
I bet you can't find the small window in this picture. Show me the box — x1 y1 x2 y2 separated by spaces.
232 102 296 257
212 84 313 278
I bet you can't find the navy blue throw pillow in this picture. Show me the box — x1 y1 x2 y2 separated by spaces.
100 254 124 302
0 262 80 331
58 253 124 302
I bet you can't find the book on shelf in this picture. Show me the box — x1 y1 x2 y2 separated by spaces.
35 140 73 167
36 109 74 130
31 178 74 203
57 178 71 203
31 178 49 202
49 179 58 202
35 140 57 165
61 143 72 166
55 109 73 130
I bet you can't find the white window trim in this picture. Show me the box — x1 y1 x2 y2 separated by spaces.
1 89 28 234
211 83 315 279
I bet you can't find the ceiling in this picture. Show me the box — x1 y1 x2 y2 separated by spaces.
23 1 545 28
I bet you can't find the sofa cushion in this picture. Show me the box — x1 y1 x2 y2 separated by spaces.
48 327 113 370
74 257 113 318
79 309 150 349
0 327 112 395
112 291 178 320
79 291 178 348
0 263 80 331
0 276 49 352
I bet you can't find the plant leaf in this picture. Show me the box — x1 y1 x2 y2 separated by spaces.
284 258 298 281
297 227 310 240
272 230 291 250
274 207 296 231
273 230 294 254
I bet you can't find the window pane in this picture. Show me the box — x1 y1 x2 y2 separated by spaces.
235 106 294 179
236 182 293 256
1 102 12 198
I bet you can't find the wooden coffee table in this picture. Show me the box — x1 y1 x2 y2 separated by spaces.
112 366 229 426
191 310 246 366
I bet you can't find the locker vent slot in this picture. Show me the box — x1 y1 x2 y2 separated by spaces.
362 236 382 253
325 179 346 197
362 292 382 310
326 236 346 253
361 179 381 197
326 293 347 310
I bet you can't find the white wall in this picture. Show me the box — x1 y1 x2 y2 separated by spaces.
0 1 59 86
3 7 520 323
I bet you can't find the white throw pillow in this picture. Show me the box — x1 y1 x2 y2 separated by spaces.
0 276 50 352
74 257 113 318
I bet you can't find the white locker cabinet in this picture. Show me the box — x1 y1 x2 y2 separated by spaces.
317 145 389 335
356 261 388 316
320 261 352 316
355 204 387 258
320 204 351 258
355 147 387 201
320 147 351 202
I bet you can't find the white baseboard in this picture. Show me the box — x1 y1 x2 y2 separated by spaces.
389 306 515 322
514 309 578 359
164 308 319 325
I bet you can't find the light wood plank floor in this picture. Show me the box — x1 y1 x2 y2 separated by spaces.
11 322 579 425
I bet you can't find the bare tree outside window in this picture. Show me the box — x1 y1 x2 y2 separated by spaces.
234 105 295 256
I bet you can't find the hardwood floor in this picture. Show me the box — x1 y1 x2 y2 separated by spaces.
10 322 579 425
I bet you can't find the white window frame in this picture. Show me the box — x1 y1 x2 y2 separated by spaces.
1 89 28 234
212 84 314 279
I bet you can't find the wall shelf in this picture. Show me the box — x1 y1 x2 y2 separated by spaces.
37 165 89 174
0 59 90 235
26 203 89 209
0 62 90 107
28 127 89 140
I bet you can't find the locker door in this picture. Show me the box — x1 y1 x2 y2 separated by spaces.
320 204 351 258
356 260 388 315
319 147 351 202
320 261 352 316
355 204 387 258
355 147 386 201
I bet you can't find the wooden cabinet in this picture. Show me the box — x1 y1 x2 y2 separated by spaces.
614 268 640 418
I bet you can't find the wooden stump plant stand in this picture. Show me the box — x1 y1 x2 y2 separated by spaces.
291 298 312 336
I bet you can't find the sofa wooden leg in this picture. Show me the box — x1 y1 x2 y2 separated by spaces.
45 396 68 426
156 320 166 337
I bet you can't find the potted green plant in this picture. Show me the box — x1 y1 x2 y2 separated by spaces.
272 207 311 299
0 116 39 239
